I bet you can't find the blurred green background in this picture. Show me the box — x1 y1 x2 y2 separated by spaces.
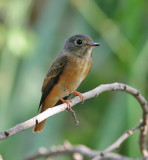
0 0 148 159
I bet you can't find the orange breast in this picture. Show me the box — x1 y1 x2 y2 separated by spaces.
58 55 92 94
44 55 92 108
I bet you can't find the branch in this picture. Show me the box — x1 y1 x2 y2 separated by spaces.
92 123 142 160
0 83 148 157
23 141 148 160
0 155 3 160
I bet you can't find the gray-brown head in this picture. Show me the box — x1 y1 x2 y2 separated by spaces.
62 34 100 58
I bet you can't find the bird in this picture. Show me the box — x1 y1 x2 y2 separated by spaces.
33 34 100 132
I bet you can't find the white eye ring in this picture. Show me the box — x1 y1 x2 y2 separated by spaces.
75 39 83 46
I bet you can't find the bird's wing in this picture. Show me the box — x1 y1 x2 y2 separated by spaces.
38 55 68 109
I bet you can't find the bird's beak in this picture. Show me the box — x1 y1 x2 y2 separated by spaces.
88 43 100 47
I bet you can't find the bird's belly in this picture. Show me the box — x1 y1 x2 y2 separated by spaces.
58 57 92 97
60 69 84 93
44 57 92 106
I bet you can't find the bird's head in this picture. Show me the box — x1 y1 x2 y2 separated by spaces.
63 34 100 58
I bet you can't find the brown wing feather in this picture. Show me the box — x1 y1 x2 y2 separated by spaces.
38 55 68 110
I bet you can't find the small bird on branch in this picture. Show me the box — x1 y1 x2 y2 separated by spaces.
33 34 100 132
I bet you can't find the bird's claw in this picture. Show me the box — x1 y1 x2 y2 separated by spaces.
60 98 72 110
73 91 84 103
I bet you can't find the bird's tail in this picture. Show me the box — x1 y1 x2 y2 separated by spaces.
33 119 46 133
33 97 66 133
33 101 53 133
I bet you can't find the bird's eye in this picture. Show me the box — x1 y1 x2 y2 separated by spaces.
75 39 82 46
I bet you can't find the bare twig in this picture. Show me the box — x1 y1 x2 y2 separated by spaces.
70 108 79 125
0 83 148 157
92 123 142 160
23 141 148 160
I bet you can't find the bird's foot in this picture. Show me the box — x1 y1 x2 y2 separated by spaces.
73 91 84 103
60 97 72 110
60 97 79 125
